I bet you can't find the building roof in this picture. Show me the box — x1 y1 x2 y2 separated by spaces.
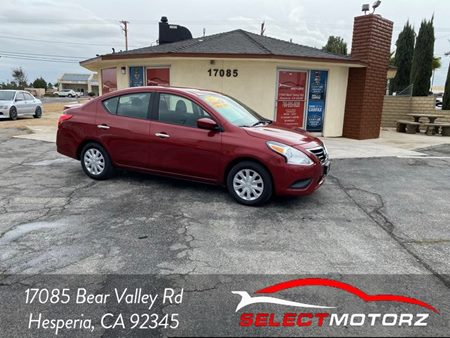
81 29 363 66
59 73 91 82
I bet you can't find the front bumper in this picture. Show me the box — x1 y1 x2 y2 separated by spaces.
0 108 10 118
271 158 330 197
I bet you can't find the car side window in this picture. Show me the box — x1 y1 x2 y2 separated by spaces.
103 96 119 114
24 93 33 101
117 93 151 119
16 92 25 101
158 93 211 128
102 94 152 120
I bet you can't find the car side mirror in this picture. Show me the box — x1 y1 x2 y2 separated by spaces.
197 117 219 131
15 97 23 102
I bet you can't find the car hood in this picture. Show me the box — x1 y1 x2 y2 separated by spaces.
0 100 12 105
243 125 322 147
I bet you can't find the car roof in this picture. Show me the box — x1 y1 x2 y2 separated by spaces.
101 86 221 99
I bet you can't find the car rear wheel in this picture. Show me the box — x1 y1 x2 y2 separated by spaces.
227 161 273 206
9 106 18 120
33 106 42 118
81 143 114 180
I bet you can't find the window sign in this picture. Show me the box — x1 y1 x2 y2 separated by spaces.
129 66 144 87
306 70 328 132
276 70 307 128
101 68 117 94
147 68 170 86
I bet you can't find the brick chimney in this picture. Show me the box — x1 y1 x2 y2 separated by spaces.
343 14 394 140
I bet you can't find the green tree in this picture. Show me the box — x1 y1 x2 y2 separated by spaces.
390 22 415 94
322 36 347 56
431 56 441 88
410 18 435 96
12 67 28 89
47 82 53 89
443 65 450 110
32 77 48 89
389 51 396 66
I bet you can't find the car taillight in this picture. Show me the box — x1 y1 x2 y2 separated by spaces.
58 114 73 126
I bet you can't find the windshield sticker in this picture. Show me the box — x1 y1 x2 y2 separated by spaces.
203 96 229 109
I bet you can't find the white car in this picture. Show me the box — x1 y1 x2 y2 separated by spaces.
436 97 443 110
55 89 79 98
0 90 43 120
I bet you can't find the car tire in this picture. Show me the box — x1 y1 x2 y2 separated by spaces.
227 161 273 206
33 106 42 118
80 143 114 180
9 106 18 120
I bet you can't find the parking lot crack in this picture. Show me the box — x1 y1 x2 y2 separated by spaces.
329 174 450 289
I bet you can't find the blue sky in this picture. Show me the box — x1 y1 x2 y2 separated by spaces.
0 0 449 86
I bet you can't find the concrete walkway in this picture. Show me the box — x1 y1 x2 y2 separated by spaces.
14 126 56 143
321 129 450 159
12 125 450 159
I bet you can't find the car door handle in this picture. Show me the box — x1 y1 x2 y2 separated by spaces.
97 124 110 130
155 132 170 139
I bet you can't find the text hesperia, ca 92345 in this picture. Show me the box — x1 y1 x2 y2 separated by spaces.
25 287 183 335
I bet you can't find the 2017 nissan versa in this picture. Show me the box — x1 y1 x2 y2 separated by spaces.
56 87 330 205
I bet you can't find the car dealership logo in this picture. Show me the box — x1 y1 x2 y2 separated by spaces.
233 278 439 328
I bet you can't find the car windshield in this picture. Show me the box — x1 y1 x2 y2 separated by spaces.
199 92 267 127
0 91 16 101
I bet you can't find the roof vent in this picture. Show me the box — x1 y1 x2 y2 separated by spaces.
158 16 193 45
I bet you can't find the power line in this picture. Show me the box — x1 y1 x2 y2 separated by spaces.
0 50 89 60
0 34 119 47
0 55 80 64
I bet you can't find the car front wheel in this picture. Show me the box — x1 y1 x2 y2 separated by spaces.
33 106 42 118
9 106 18 120
81 143 114 180
227 161 273 206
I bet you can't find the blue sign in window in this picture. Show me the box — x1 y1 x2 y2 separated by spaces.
306 70 328 132
129 66 144 87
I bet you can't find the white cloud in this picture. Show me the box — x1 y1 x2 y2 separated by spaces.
0 0 449 85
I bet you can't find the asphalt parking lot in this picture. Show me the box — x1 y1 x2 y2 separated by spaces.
1 129 449 336
0 128 449 279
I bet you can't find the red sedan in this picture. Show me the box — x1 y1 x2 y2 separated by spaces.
56 87 330 205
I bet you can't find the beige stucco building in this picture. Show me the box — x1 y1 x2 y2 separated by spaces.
81 26 365 137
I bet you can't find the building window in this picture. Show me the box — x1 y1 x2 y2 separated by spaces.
101 68 117 94
129 66 144 87
147 68 170 86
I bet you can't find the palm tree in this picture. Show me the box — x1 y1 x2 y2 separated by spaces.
431 56 442 90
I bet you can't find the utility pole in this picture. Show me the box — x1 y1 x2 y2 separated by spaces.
120 20 129 51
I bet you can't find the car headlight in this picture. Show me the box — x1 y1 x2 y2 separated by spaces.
267 141 313 165
0 105 9 109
